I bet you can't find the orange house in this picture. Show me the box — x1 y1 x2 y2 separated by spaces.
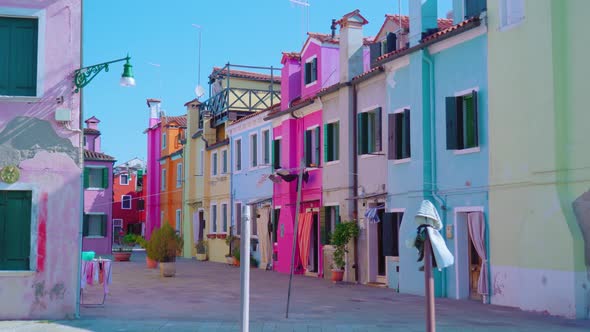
159 115 187 233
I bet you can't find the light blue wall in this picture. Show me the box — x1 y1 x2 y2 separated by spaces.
387 35 488 298
230 119 273 263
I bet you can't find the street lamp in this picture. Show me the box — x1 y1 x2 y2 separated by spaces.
73 54 136 92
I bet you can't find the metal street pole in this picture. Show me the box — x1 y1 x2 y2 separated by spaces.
286 159 305 318
240 205 250 332
424 232 435 332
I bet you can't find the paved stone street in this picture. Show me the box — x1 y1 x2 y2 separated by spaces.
2 252 590 331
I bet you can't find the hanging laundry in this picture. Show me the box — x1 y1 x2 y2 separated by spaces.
365 207 381 223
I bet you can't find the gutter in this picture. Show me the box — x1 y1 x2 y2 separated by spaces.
75 0 84 318
352 83 360 283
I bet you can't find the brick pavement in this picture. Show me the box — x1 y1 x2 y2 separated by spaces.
1 251 589 331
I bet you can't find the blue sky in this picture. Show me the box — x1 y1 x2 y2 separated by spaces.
83 0 452 164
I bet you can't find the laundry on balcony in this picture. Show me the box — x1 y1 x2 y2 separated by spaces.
364 205 384 223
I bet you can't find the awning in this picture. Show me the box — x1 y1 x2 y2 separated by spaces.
247 196 273 206
346 192 387 201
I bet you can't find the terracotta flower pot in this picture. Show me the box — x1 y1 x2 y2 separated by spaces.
207 234 216 239
217 234 227 239
331 269 344 282
113 251 132 262
146 256 157 268
233 257 240 267
226 255 234 265
159 261 176 277
195 253 207 261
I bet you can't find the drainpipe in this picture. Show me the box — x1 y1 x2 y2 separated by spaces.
423 51 448 298
75 0 84 318
352 84 359 283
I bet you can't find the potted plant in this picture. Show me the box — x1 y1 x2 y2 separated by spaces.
232 247 241 267
112 232 136 261
250 255 258 268
225 234 236 265
330 221 360 282
195 240 208 261
134 235 157 268
146 223 183 277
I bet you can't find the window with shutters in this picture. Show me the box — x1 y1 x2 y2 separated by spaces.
120 174 129 185
0 190 32 270
272 208 280 244
176 163 183 187
84 214 107 238
251 206 258 236
235 202 242 236
84 167 109 189
324 121 339 163
175 209 181 233
465 0 486 18
211 204 217 233
221 203 228 233
500 0 525 29
382 211 403 257
446 90 479 151
262 129 270 165
389 108 411 161
121 195 132 210
0 17 39 97
221 149 228 174
138 199 145 211
162 133 167 149
358 107 382 155
161 168 167 191
305 126 321 167
304 56 318 86
211 152 218 176
321 205 340 245
273 138 281 170
250 133 258 168
235 139 242 172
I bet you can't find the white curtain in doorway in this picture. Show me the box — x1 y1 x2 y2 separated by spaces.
467 212 489 297
257 207 272 269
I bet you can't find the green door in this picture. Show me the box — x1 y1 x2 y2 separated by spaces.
0 191 32 270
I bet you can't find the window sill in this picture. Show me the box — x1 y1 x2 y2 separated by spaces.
393 158 411 165
0 270 36 277
121 207 132 210
325 160 340 166
84 236 106 239
0 96 42 103
85 188 106 191
305 81 317 88
360 153 383 159
453 147 480 155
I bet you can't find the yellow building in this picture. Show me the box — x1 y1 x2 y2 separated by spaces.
183 65 280 263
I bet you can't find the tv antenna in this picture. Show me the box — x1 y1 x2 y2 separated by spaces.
289 0 310 40
192 24 205 100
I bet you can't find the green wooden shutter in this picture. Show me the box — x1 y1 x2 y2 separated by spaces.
334 122 339 161
403 109 411 158
0 191 32 270
315 127 320 165
102 168 109 189
0 18 38 97
319 207 327 245
369 43 382 67
83 168 90 188
311 58 318 82
100 215 107 237
387 114 396 160
305 130 312 166
357 112 368 155
472 90 479 147
446 97 459 150
273 139 281 169
305 62 311 84
323 124 329 163
83 214 89 236
375 107 382 152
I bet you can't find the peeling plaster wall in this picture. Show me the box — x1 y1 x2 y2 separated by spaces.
0 0 82 319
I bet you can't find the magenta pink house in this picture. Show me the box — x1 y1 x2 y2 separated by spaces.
83 117 116 255
265 31 340 277
144 98 162 239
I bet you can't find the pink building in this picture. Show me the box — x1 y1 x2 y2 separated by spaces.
264 29 341 277
83 117 116 255
0 0 83 319
144 98 162 239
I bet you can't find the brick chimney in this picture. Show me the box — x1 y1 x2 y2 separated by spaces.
337 9 368 82
280 53 302 111
84 116 101 152
409 0 438 47
147 98 162 128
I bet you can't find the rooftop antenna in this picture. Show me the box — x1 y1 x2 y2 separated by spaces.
191 24 205 100
289 0 310 41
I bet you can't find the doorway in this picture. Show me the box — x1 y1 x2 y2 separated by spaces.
454 207 486 300
199 210 205 241
308 212 319 273
468 231 482 301
367 205 386 284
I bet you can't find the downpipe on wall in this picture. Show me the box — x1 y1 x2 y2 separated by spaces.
423 51 448 299
75 0 84 318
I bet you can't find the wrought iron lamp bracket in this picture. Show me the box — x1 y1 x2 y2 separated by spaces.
73 56 130 93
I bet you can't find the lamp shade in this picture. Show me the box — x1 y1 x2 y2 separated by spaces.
120 58 135 87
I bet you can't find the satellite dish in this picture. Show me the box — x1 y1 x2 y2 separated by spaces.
195 85 205 99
